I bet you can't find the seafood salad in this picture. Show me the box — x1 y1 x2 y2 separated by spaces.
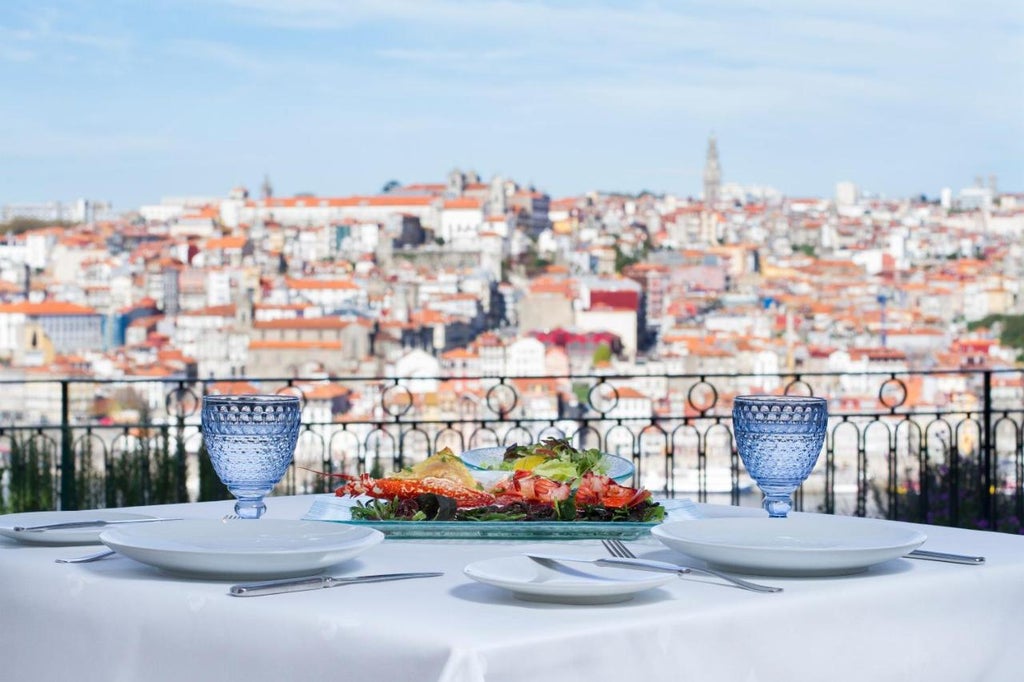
335 444 664 523
495 438 609 481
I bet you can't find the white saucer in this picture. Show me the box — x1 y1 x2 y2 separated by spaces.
464 555 675 604
0 510 159 546
100 519 384 580
652 515 927 577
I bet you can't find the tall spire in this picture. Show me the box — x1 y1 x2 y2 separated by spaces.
703 134 721 208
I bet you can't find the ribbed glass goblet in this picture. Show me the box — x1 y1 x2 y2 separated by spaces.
732 395 828 518
201 394 301 519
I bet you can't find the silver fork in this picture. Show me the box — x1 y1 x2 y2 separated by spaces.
602 539 783 593
55 549 116 564
57 515 240 564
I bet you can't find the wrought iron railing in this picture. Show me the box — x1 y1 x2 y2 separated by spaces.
1 368 1021 533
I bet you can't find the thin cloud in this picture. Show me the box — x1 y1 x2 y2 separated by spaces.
165 39 279 74
0 0 1020 204
0 130 176 159
0 5 133 59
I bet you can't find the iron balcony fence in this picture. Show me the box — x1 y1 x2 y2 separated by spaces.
0 368 1021 533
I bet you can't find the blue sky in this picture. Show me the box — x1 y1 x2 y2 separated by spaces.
1 0 1021 209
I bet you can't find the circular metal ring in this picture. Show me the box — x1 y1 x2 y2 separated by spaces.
686 381 718 414
164 386 199 418
381 384 414 417
485 383 518 415
587 382 620 416
783 379 814 396
878 377 907 409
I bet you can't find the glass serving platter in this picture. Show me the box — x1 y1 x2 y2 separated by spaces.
303 495 693 540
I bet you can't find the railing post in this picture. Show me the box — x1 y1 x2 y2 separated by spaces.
981 370 994 528
59 380 77 510
175 402 188 503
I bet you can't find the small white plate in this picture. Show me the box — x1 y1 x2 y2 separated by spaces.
100 519 384 580
652 515 927 577
0 510 159 546
460 446 634 483
463 555 675 604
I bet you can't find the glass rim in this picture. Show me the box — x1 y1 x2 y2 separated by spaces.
733 395 826 404
202 394 300 405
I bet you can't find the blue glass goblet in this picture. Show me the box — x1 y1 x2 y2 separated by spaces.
732 395 828 518
201 394 301 519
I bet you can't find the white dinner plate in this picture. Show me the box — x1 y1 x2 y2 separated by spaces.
0 510 159 546
100 519 384 580
460 446 634 483
463 555 676 604
652 515 927 577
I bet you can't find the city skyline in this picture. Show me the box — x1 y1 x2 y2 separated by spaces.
1 0 1021 209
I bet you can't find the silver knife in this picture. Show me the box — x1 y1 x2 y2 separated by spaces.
12 517 183 532
525 553 688 575
229 571 444 597
906 549 985 565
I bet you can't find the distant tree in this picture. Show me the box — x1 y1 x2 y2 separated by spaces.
381 180 401 193
614 246 638 272
592 343 613 365
0 218 73 234
968 314 1024 350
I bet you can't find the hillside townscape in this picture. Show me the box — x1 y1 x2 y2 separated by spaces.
1 139 1022 434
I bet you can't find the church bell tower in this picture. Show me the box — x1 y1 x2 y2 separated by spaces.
702 134 721 208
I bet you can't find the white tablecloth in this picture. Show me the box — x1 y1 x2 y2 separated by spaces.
2 495 1022 682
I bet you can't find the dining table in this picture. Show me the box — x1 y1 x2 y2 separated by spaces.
1 493 1022 682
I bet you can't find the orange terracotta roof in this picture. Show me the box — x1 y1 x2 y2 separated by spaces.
180 305 235 317
205 235 247 250
441 347 478 360
615 387 650 399
157 348 191 363
443 198 482 210
286 278 360 290
410 309 447 325
132 365 175 377
528 277 574 297
299 383 351 400
206 382 261 395
0 301 98 315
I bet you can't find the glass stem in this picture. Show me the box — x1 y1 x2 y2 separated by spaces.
763 493 793 518
234 498 266 519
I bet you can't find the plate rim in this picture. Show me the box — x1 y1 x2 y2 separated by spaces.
99 519 385 579
100 518 383 555
651 515 927 576
653 515 928 553
0 510 159 545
